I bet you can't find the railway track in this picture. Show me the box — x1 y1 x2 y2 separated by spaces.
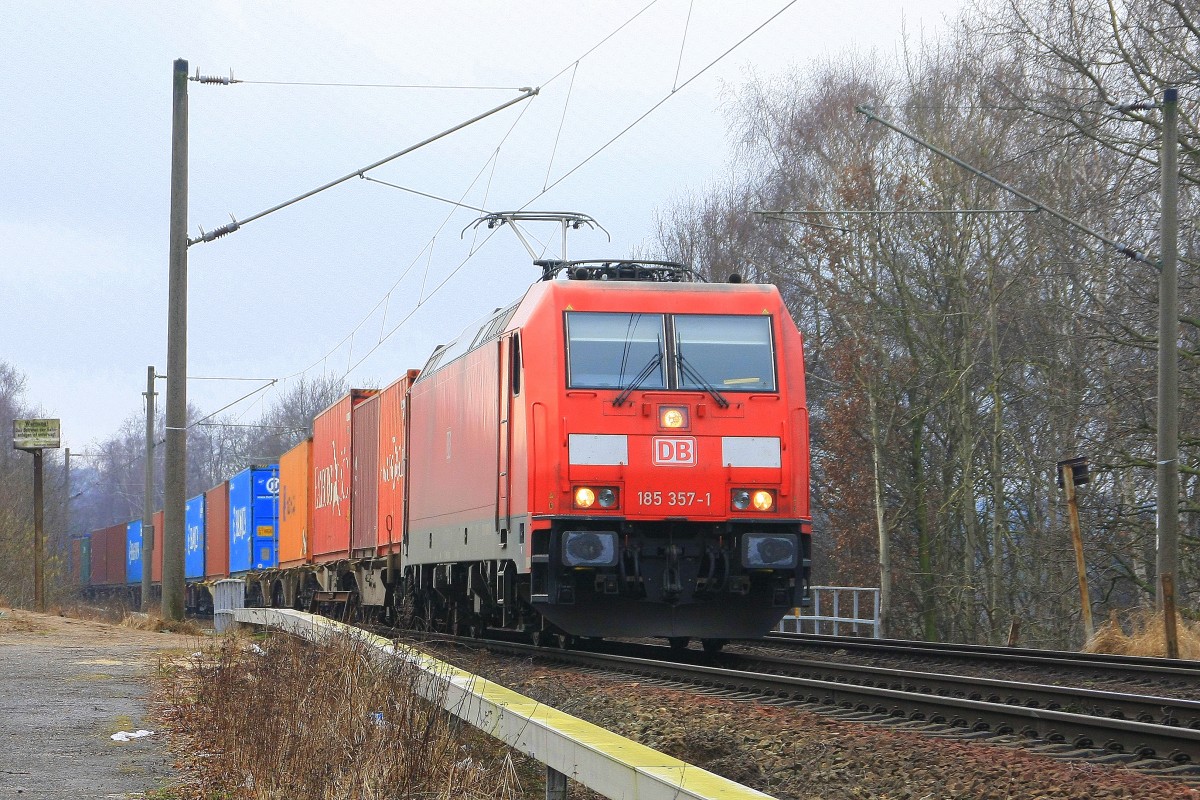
751 632 1200 699
411 632 1200 784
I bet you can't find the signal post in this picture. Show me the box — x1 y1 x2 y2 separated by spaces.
13 419 61 612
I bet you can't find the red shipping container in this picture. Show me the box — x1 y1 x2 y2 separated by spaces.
278 438 313 567
90 523 126 586
152 509 164 583
377 370 419 555
351 393 380 555
87 530 107 587
205 483 230 580
70 537 82 587
108 523 128 585
312 389 376 561
87 530 105 586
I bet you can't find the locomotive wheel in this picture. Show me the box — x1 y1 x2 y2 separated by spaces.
556 633 576 650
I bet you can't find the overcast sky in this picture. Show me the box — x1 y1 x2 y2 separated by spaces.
1 1 964 450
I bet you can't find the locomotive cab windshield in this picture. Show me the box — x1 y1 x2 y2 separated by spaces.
565 311 777 394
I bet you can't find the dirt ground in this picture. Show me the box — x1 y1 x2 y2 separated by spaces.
0 608 201 800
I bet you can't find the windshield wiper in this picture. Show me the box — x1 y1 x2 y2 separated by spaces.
676 348 730 408
613 352 663 407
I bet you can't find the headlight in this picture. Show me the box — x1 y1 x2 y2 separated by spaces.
574 487 596 508
752 490 774 512
741 533 798 569
574 486 618 510
562 530 619 567
731 488 774 512
659 405 689 429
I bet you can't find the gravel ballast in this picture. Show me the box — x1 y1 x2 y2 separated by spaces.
439 644 1200 800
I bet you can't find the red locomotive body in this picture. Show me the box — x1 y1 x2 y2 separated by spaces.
402 263 811 645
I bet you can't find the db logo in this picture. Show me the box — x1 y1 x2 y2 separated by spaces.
653 437 696 466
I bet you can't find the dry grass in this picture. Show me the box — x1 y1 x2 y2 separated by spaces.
0 607 49 634
1083 608 1200 659
57 599 131 625
119 609 205 637
154 632 539 800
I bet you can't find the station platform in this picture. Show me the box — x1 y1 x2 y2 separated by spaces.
0 609 192 799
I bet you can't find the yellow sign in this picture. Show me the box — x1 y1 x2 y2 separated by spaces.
13 419 61 450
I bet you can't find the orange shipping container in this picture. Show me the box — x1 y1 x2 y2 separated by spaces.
278 438 313 567
377 370 419 555
205 483 230 580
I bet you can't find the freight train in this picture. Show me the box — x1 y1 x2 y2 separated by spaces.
78 258 812 650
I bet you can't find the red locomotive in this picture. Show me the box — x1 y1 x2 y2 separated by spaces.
394 259 811 649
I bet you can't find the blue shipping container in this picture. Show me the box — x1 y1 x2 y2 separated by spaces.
229 465 280 573
185 494 206 580
126 519 143 584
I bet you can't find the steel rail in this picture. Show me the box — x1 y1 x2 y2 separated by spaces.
728 651 1200 728
451 637 1200 764
761 632 1200 680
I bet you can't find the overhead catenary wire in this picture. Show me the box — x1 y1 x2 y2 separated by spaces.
358 176 489 213
535 0 800 199
855 104 1157 266
280 136 522 381
191 3 798 425
673 0 695 92
543 62 580 192
194 422 310 431
188 87 539 245
235 80 527 90
289 91 542 381
202 1 670 401
296 2 800 388
165 379 277 432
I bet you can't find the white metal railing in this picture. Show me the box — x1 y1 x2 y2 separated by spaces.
777 585 881 637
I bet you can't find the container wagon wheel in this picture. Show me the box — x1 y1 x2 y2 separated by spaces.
668 636 691 651
701 638 727 654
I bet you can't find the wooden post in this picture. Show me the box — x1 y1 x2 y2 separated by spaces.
33 449 44 612
1161 574 1180 659
1006 618 1021 648
1062 463 1093 640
